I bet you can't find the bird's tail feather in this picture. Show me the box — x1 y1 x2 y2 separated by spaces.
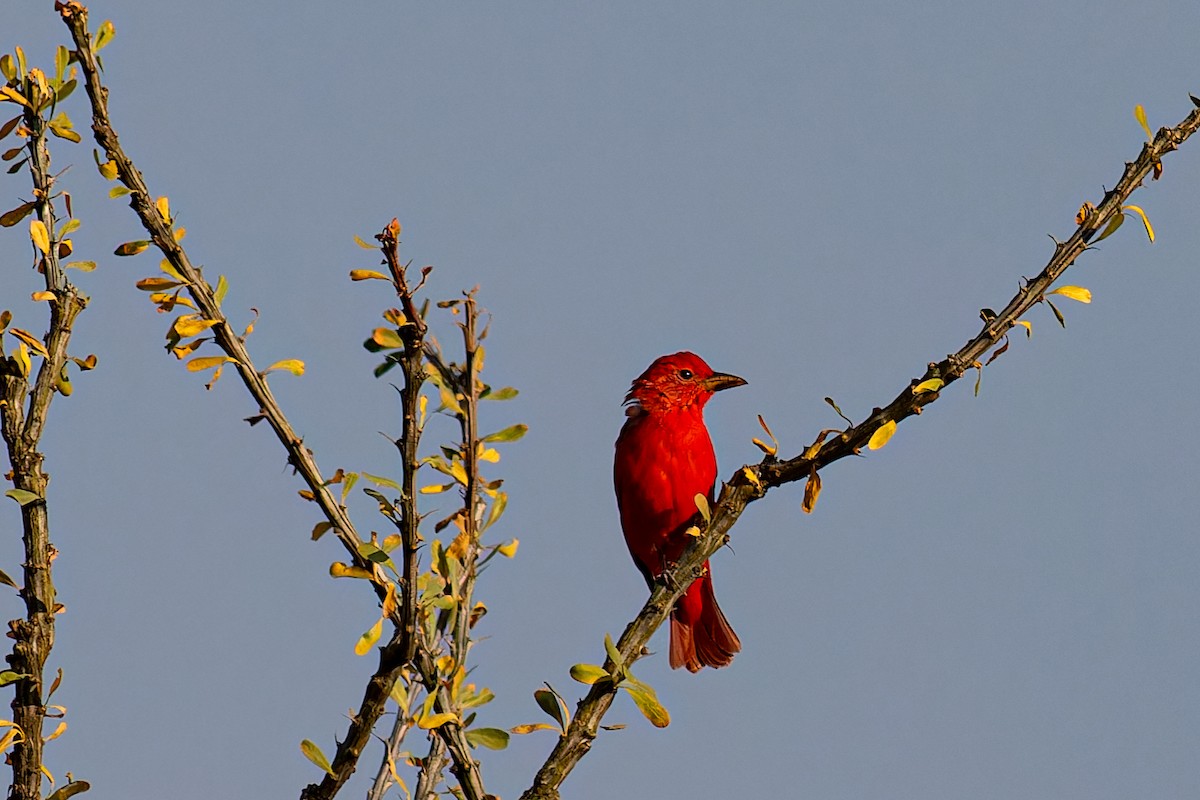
669 568 740 672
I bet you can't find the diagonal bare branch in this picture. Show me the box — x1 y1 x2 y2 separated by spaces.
520 100 1200 800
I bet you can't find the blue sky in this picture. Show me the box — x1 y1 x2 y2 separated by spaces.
4 2 1200 798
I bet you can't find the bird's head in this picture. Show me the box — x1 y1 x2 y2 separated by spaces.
624 351 747 415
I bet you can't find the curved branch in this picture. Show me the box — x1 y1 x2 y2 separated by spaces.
520 100 1200 800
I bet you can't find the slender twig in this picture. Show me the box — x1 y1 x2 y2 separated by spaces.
1 67 88 800
520 102 1200 800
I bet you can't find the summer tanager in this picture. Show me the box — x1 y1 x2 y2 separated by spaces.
613 351 746 671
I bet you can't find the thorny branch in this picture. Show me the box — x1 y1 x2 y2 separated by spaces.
0 61 89 800
519 101 1200 800
58 4 488 798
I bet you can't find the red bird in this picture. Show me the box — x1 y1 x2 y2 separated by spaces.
613 352 746 672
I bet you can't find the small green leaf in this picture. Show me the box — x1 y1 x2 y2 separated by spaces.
300 739 336 777
533 687 567 731
465 727 510 750
481 386 518 400
1094 212 1124 242
913 378 943 394
361 472 401 490
94 20 116 52
0 670 30 687
214 274 228 304
482 423 528 443
603 632 624 672
5 489 42 507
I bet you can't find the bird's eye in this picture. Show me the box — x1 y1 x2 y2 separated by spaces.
677 369 694 380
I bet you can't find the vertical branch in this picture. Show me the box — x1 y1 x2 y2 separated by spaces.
451 293 481 673
379 220 427 667
1 63 88 800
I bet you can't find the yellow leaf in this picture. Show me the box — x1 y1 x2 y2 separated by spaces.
0 87 30 107
299 739 336 777
136 276 184 291
684 525 701 538
97 160 117 180
1134 104 1152 141
329 562 373 580
447 532 470 561
1047 285 1092 303
8 328 48 358
754 414 779 456
354 616 384 656
66 261 97 271
1014 320 1032 337
478 447 500 463
114 240 150 256
186 356 232 372
913 378 943 394
173 226 187 241
867 420 896 450
498 538 519 557
751 438 776 456
372 327 403 348
29 219 49 254
350 269 389 282
31 291 54 302
353 235 376 250
156 195 170 221
42 721 66 743
264 359 305 376
171 338 207 359
1122 204 1155 242
173 315 219 338
420 483 454 494
741 466 763 492
417 712 458 730
693 493 711 522
509 723 559 735
13 343 30 378
802 468 821 514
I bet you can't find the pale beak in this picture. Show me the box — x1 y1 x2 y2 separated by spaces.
703 372 747 393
